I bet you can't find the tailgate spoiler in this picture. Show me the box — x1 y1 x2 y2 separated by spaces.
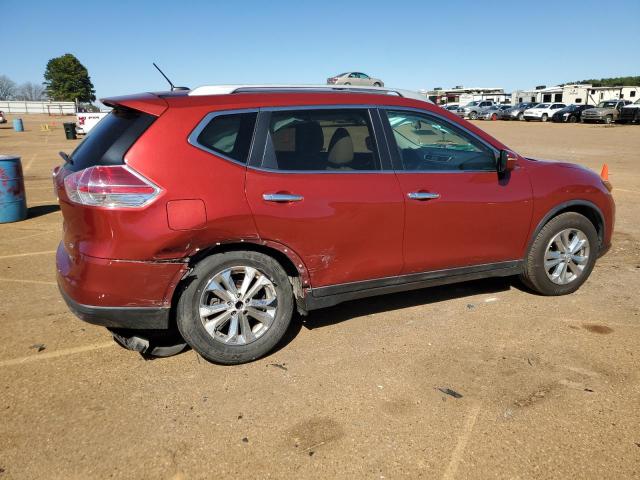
100 92 169 116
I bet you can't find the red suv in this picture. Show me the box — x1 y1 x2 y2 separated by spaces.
54 85 615 364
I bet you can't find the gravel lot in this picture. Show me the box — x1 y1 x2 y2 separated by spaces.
1 115 639 479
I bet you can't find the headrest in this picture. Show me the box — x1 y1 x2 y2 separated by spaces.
328 128 354 165
295 122 324 154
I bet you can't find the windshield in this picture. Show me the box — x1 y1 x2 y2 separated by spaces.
465 101 480 107
597 101 617 108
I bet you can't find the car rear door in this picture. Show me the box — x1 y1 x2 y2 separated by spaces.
245 106 404 288
380 108 533 274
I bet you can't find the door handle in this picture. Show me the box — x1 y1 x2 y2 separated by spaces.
407 191 440 201
263 193 304 203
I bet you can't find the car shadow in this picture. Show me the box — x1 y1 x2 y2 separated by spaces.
301 276 514 330
28 204 60 219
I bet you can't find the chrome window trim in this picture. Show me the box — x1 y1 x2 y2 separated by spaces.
379 106 501 174
254 105 385 174
187 108 259 168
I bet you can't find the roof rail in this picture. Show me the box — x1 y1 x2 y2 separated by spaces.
188 84 431 103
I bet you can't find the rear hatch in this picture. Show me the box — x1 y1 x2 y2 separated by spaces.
53 94 167 260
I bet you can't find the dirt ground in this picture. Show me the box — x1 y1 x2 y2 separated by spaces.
0 114 639 479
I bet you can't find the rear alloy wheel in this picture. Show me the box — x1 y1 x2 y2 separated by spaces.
568 115 577 123
520 212 598 295
343 82 351 85
541 113 548 122
177 252 294 364
373 82 382 87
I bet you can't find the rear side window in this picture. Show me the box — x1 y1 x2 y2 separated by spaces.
68 107 155 172
195 112 257 164
261 109 380 171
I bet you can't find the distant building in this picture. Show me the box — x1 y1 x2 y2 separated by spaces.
421 86 511 105
511 84 640 105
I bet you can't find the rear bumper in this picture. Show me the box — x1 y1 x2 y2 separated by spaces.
56 242 187 329
59 287 171 329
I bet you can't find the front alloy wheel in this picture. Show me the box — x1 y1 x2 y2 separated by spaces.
544 229 590 285
520 212 598 296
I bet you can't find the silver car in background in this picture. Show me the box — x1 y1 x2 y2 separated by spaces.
327 72 384 87
478 104 511 120
503 102 538 121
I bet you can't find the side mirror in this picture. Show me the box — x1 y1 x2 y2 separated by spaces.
497 150 517 174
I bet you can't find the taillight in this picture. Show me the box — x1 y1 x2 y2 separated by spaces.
63 165 161 208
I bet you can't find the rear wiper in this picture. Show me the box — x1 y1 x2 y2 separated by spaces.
59 151 73 165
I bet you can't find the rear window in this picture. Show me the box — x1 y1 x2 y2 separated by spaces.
68 107 155 172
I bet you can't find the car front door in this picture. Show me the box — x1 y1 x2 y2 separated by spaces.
245 106 404 288
380 108 533 274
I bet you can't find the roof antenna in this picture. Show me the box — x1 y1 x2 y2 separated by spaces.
153 62 189 91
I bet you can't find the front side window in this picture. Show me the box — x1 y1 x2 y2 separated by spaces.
385 110 495 172
196 112 257 164
262 109 380 171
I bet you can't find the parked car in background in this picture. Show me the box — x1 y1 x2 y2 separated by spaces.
0 111 6 124
523 103 566 122
478 104 511 121
551 104 595 123
441 104 459 111
327 72 384 87
503 102 538 121
456 100 495 119
54 84 615 365
581 99 632 124
618 99 640 124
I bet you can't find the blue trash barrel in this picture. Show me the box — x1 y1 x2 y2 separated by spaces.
0 155 28 223
12 118 24 132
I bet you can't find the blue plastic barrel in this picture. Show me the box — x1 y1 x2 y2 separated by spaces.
12 118 24 132
0 155 28 223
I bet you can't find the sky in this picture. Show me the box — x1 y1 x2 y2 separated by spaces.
2 0 639 102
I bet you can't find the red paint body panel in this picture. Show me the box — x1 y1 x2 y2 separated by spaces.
167 199 207 230
55 90 615 313
56 242 186 307
101 93 168 116
396 168 533 273
520 158 614 251
245 170 404 287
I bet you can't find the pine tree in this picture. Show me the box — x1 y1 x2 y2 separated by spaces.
43 54 96 102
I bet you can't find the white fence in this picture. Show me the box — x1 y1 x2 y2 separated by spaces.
0 100 76 115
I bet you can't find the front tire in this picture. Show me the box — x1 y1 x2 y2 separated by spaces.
518 112 524 121
469 111 478 120
520 212 598 296
604 115 613 125
177 252 294 365
373 82 382 87
568 115 577 123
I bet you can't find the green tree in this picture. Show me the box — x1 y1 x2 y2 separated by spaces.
43 54 96 102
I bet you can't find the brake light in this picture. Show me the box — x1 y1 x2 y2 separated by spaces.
63 165 161 208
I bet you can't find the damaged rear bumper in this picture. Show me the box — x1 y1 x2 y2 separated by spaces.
56 242 187 329
59 287 170 329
